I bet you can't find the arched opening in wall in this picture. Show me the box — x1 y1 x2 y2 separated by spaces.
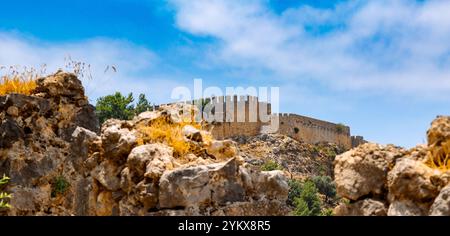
293 127 300 134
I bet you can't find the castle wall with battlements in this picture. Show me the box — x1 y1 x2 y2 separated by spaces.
158 95 361 149
206 96 356 149
277 113 352 149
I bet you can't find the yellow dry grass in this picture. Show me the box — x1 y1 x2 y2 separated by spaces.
136 114 212 157
0 75 37 96
426 139 450 171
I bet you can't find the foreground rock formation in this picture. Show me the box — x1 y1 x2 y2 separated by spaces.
0 72 289 216
334 116 450 216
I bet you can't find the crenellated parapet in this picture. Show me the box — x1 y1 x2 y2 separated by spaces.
159 96 363 150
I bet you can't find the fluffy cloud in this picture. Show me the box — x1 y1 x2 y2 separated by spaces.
170 0 450 98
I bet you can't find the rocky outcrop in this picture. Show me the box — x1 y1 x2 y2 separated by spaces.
0 72 289 216
0 71 100 216
387 200 428 216
429 185 450 216
387 158 440 203
235 134 345 178
334 116 450 216
334 143 405 201
334 199 387 216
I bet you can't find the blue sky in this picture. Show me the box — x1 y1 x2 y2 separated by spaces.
1 0 450 148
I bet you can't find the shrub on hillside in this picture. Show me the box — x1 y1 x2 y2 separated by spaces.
311 175 337 203
293 180 322 216
260 160 283 171
287 179 303 206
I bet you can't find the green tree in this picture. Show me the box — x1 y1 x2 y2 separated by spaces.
293 198 312 216
134 94 153 116
293 180 322 216
95 92 135 123
311 176 336 203
300 180 322 215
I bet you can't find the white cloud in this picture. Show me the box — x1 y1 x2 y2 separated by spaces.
0 32 182 103
170 0 450 99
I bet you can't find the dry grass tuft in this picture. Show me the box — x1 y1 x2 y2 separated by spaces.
426 139 450 171
0 65 43 96
0 75 37 96
136 115 212 157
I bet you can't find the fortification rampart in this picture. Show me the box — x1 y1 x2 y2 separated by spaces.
276 113 352 149
159 95 363 149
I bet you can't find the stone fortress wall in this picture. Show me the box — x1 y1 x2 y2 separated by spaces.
159 95 365 149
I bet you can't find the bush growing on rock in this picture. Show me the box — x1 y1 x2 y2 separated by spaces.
51 176 70 198
336 123 346 134
0 175 12 209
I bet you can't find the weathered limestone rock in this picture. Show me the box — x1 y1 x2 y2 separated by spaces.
251 170 289 201
92 160 121 191
334 199 387 216
159 158 245 209
127 144 175 180
333 116 450 216
182 125 203 142
429 185 450 216
4 93 50 116
35 71 85 99
71 127 99 170
206 140 238 160
0 118 24 148
33 71 99 140
136 180 159 211
96 191 116 216
427 116 450 146
101 121 137 159
211 200 291 216
8 186 49 215
119 167 133 193
387 200 428 216
334 143 405 200
407 144 429 162
6 106 19 117
387 158 440 202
